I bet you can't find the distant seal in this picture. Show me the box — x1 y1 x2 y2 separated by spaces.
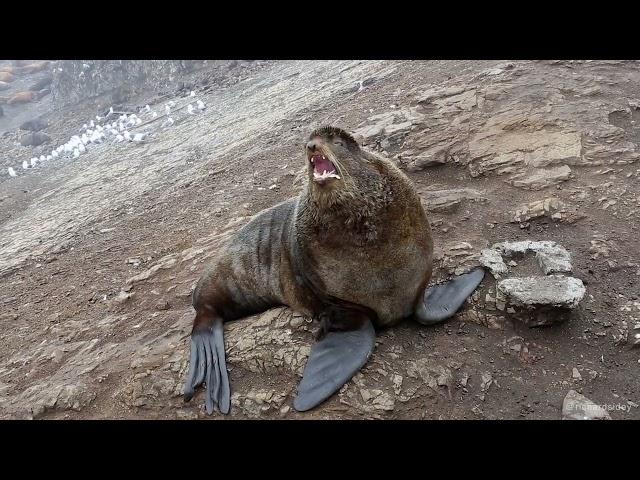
20 118 48 132
29 75 53 91
0 72 15 83
20 132 51 147
182 126 485 414
7 90 49 105
15 61 51 75
8 91 37 105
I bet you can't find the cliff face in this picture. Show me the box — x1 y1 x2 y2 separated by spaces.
50 60 213 107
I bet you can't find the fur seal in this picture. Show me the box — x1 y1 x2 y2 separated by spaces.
183 126 485 414
15 61 51 75
8 91 37 105
7 90 49 105
20 132 51 147
0 72 15 83
20 117 48 132
29 75 53 91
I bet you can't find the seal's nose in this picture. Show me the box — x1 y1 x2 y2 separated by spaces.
306 140 319 152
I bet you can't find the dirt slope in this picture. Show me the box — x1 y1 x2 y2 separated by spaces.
0 60 638 420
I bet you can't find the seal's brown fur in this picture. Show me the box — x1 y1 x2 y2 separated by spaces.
191 126 433 335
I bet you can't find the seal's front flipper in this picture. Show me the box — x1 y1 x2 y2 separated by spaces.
415 267 485 325
293 320 376 412
183 318 230 415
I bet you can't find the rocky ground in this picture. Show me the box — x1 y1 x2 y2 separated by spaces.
0 60 639 420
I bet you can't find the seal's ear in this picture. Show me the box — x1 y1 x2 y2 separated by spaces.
353 133 364 146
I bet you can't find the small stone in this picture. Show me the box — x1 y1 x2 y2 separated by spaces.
290 317 305 328
155 300 171 311
360 389 372 402
480 372 493 392
114 291 133 304
562 390 611 420
572 368 582 380
392 375 403 395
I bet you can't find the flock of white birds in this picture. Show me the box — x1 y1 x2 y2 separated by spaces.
5 90 206 179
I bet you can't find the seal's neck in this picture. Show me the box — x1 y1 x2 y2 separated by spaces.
298 175 392 243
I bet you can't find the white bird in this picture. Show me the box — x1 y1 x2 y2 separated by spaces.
162 117 174 127
46 155 52 161
79 143 86 154
81 133 89 144
90 120 95 128
151 111 157 118
22 160 29 169
30 158 38 167
133 133 146 142
165 105 171 115
187 104 195 115
110 129 118 136
135 117 142 125
51 151 59 159
107 106 114 117
168 101 175 108
96 125 103 132
190 91 195 97
142 104 151 113
8 167 17 177
96 115 103 121
73 148 80 158
357 80 364 92
64 143 73 153
124 131 131 141
119 114 127 122
115 134 124 143
39 155 46 162
82 124 88 131
86 129 94 136
197 100 206 111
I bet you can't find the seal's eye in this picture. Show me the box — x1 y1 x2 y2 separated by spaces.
333 138 344 147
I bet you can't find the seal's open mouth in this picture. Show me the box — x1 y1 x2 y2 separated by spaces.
310 154 341 183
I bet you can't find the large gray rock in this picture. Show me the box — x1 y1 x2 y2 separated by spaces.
483 240 573 276
497 275 586 309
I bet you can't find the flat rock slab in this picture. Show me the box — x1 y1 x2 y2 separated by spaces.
498 275 586 309
480 240 573 277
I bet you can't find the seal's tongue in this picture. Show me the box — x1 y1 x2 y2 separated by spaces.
311 154 340 182
312 155 336 175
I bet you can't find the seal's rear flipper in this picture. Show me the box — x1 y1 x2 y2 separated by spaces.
415 267 485 325
183 319 230 415
293 320 376 412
